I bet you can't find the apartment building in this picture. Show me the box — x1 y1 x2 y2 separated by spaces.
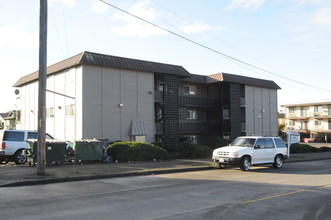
13 51 280 149
281 102 331 142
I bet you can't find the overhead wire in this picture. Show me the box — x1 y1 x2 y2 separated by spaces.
99 0 331 93
149 0 284 80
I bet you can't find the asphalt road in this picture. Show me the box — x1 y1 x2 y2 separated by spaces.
1 160 331 220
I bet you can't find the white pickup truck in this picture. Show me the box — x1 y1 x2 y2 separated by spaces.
212 136 288 171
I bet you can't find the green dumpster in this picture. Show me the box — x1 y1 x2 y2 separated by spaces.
69 139 103 161
26 139 67 165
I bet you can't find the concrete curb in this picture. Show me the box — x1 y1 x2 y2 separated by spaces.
2 154 331 187
0 166 214 187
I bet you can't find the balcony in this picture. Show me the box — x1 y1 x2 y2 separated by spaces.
154 91 163 103
179 96 219 107
312 112 331 119
155 122 164 133
241 122 246 132
179 121 218 133
288 112 331 119
240 97 245 107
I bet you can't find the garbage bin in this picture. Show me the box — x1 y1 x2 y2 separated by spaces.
26 139 67 165
69 139 103 161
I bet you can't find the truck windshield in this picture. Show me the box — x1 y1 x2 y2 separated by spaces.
231 138 256 147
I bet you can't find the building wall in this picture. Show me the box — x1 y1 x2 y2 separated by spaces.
245 86 278 136
17 67 82 140
82 65 154 142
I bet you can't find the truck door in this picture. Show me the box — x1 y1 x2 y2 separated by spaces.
253 139 265 164
264 138 276 162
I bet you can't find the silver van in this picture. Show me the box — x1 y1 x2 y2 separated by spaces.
0 130 54 164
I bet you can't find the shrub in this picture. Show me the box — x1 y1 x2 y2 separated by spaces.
318 146 331 152
191 145 213 158
107 142 132 162
290 144 319 153
108 141 169 162
178 142 213 158
151 141 167 150
210 137 230 149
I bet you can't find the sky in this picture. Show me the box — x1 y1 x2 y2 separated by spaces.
0 0 331 113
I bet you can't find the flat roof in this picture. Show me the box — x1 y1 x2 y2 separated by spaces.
281 101 331 107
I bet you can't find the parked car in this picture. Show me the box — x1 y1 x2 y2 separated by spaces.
0 130 54 164
212 136 288 171
304 137 325 143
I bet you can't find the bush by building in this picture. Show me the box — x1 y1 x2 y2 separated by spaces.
108 141 169 162
178 142 213 159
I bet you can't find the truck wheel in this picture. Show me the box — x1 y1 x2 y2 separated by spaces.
14 150 27 165
273 155 283 169
240 156 251 171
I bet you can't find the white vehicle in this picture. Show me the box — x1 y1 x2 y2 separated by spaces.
0 130 54 164
212 136 288 171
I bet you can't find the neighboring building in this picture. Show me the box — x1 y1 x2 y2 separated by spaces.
13 51 280 149
0 113 5 129
0 110 18 130
281 102 331 142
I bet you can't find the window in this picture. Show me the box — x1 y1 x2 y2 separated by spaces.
289 107 295 114
255 139 265 149
314 106 323 113
301 120 308 130
27 132 38 139
46 107 55 117
3 131 24 141
300 107 308 117
186 109 197 120
223 107 230 119
274 138 287 148
315 120 321 126
157 81 164 91
231 138 255 147
264 138 275 149
289 120 294 126
183 85 197 95
16 110 21 123
65 104 75 116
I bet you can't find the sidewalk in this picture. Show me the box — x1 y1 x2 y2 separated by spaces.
1 152 331 187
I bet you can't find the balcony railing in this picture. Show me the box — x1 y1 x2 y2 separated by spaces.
179 121 218 133
240 97 245 106
155 122 163 133
288 112 331 118
179 96 220 107
241 122 246 132
154 91 163 102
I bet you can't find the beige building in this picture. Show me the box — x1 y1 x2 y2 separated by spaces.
281 102 331 142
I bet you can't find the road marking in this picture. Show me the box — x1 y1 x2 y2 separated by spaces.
240 189 307 205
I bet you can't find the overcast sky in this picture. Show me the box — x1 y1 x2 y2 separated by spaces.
0 0 331 113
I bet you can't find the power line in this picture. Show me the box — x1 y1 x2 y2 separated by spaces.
99 0 331 93
149 0 286 80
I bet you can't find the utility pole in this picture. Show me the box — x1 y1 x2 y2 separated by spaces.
37 0 47 175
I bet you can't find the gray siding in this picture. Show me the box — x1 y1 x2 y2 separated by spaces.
82 66 154 142
245 86 278 136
